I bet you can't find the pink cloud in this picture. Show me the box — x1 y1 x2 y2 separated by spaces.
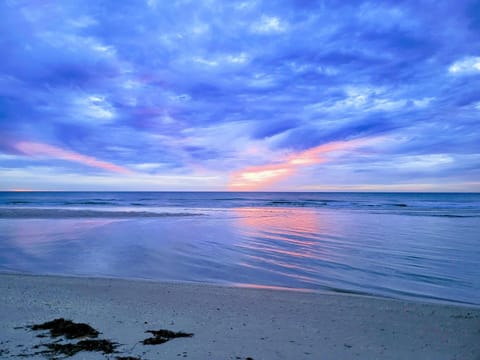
229 137 378 190
15 141 132 174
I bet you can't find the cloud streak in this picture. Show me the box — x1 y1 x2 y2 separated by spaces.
14 141 132 174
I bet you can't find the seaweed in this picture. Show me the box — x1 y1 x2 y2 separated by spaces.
142 329 193 345
29 318 99 339
38 339 118 357
26 318 120 358
16 319 195 359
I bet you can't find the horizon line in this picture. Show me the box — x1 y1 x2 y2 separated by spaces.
1 190 479 194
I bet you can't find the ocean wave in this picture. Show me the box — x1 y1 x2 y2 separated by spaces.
265 200 411 208
0 208 203 219
5 201 32 205
421 213 478 218
267 200 327 207
369 211 479 218
212 197 250 201
62 201 119 205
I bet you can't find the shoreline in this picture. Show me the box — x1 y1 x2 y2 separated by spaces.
1 273 479 359
2 270 478 308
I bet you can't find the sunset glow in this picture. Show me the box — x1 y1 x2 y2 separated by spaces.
230 138 378 190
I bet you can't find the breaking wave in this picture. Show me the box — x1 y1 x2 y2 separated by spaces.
0 208 203 219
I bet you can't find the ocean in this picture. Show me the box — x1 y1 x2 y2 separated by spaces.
0 192 479 305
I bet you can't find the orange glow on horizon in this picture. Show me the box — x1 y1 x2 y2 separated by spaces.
229 164 294 189
229 137 376 190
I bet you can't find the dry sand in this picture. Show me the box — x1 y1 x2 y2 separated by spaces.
0 273 479 359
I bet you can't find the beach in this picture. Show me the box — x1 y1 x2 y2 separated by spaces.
1 192 479 359
1 273 479 360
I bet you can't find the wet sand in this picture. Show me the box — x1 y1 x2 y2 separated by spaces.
0 273 479 359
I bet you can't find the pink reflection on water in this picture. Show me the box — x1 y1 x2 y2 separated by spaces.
232 207 327 284
234 207 321 235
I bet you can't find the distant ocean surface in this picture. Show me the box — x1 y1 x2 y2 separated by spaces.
0 192 479 306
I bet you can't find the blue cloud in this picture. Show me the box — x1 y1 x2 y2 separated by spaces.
0 0 479 190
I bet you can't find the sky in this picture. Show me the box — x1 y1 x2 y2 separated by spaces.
0 0 479 191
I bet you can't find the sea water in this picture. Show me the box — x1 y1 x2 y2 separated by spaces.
0 192 479 305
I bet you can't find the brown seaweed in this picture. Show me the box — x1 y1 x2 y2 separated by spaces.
29 318 99 339
39 339 118 357
17 319 195 359
142 329 193 345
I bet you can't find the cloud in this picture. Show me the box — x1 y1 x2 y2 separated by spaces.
75 95 116 122
251 15 287 33
448 57 480 75
14 141 132 174
0 0 479 190
297 182 480 192
193 57 219 67
0 166 221 191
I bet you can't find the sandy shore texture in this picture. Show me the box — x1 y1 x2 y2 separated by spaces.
0 274 479 360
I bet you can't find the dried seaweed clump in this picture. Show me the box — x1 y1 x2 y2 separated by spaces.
40 339 118 357
30 318 99 339
28 318 118 358
142 329 193 345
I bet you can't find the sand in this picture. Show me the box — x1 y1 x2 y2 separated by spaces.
0 274 479 360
